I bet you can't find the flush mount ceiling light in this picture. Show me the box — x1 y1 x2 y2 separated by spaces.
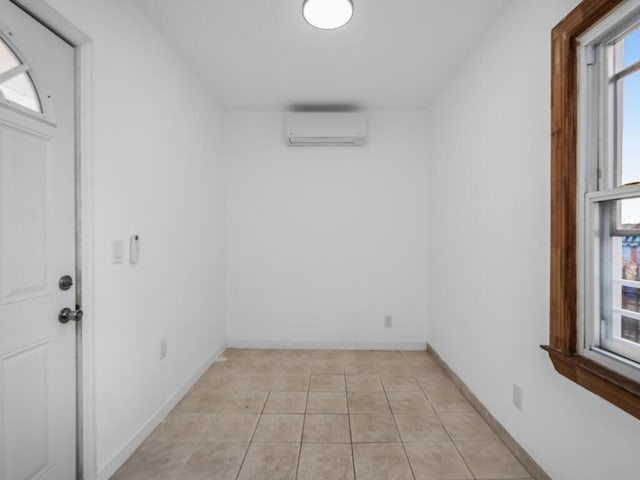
303 0 354 30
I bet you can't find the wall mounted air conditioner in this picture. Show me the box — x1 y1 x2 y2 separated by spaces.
284 113 367 146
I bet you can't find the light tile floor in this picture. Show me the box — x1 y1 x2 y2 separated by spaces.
112 349 532 480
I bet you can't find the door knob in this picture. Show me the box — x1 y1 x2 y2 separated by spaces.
58 307 83 324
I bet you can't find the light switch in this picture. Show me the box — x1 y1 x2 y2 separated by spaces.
112 240 124 264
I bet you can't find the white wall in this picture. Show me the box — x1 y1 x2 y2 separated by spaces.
427 1 640 479
224 111 428 349
42 1 226 478
34 0 640 478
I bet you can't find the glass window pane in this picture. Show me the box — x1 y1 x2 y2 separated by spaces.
0 38 20 76
621 315 640 343
619 197 640 228
619 71 640 185
622 27 640 69
0 72 41 112
622 286 640 312
599 199 640 360
622 237 640 280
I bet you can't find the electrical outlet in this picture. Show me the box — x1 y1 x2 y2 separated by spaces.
513 384 523 411
384 315 393 328
160 339 168 360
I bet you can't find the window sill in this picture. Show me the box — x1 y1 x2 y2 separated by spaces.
541 345 640 419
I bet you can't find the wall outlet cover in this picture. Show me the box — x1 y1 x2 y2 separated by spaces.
160 339 168 360
513 384 523 411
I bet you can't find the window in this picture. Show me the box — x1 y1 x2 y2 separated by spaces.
0 36 42 113
580 8 640 375
547 0 640 420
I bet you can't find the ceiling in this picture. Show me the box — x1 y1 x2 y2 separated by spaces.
134 0 511 111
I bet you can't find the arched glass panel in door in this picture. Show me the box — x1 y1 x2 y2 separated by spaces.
0 36 42 113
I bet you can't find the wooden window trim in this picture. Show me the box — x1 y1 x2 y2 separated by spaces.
545 0 640 420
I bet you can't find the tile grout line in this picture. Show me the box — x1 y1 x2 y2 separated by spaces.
381 367 417 480
432 407 477 480
144 371 224 480
233 373 273 480
425 349 535 479
417 361 478 480
127 351 514 480
293 366 312 479
346 370 357 480
170 412 216 480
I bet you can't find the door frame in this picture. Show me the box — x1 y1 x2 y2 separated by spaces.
9 1 96 478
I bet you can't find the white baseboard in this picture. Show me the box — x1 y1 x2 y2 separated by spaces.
427 344 550 480
226 339 427 351
96 342 227 480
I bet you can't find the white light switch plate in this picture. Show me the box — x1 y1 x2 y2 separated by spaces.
112 240 124 264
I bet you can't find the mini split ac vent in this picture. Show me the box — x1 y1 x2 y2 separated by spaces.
284 113 367 146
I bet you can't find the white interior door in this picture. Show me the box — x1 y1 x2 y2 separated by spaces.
0 1 77 479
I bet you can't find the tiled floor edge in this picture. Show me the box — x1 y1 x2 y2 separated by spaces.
226 339 428 351
103 341 228 480
427 343 552 480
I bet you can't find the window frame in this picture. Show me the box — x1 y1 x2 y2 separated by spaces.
578 2 640 378
545 0 640 420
